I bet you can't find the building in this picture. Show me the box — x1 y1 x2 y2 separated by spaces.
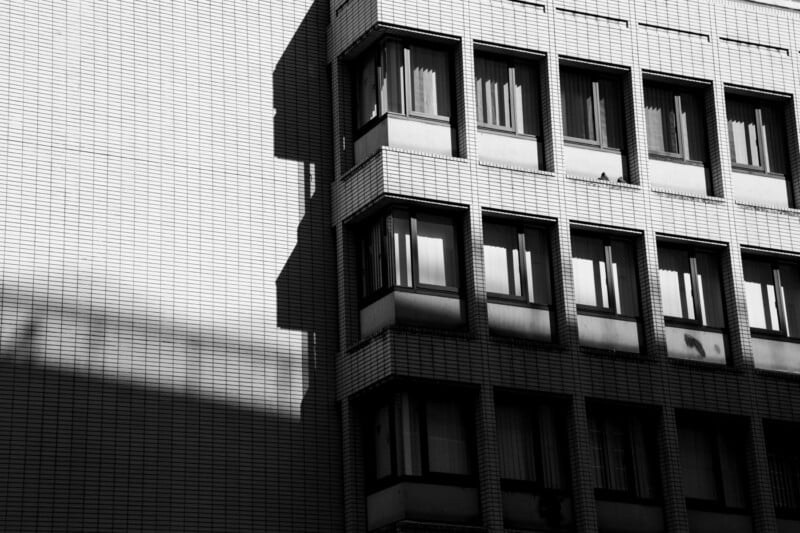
2 0 800 532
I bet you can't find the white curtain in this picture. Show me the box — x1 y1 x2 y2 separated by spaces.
475 56 510 128
561 70 596 141
381 41 405 114
658 248 695 320
411 46 450 117
483 222 521 296
372 404 392 479
781 264 800 337
572 235 609 309
611 240 638 316
357 55 378 127
514 63 539 136
417 214 457 288
743 259 779 331
645 85 678 154
727 98 760 167
395 393 422 476
695 252 724 328
525 228 551 305
678 423 719 500
392 214 413 288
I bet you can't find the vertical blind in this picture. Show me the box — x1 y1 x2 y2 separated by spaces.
411 46 450 118
561 70 596 141
475 56 511 129
416 214 458 288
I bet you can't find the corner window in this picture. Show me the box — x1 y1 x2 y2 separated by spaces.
678 414 748 511
645 82 708 163
359 208 460 302
765 421 800 517
365 390 475 488
484 221 551 305
588 406 659 501
726 95 788 175
355 39 452 130
561 68 624 150
475 54 541 136
658 245 725 328
572 234 639 317
743 256 800 339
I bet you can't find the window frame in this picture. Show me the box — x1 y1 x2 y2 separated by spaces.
353 37 455 137
743 255 800 342
560 66 627 153
474 52 543 138
587 405 661 504
643 80 709 165
483 219 554 309
571 232 641 320
657 243 728 332
678 414 750 513
363 387 478 493
726 94 789 177
357 207 463 307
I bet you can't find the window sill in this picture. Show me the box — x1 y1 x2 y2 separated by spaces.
735 199 800 214
649 153 707 166
751 330 800 344
651 187 723 203
564 138 624 154
478 125 540 139
566 173 638 188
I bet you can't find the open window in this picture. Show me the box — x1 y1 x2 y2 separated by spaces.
743 254 800 373
561 65 629 182
571 231 641 353
495 395 572 530
726 92 794 208
475 50 545 170
678 413 751 533
363 388 479 530
483 219 554 340
358 207 465 337
587 404 664 533
644 78 711 196
353 38 457 164
658 242 727 363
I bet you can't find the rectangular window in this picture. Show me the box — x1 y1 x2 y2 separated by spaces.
743 257 800 339
588 406 659 500
727 95 788 175
483 221 552 305
355 39 452 129
475 54 541 136
495 399 569 490
359 209 461 302
658 245 725 328
645 83 708 162
365 390 475 488
561 68 624 150
678 415 748 510
572 234 639 317
765 422 800 515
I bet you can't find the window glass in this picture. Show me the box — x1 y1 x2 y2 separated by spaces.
426 398 471 475
395 393 422 476
727 99 760 167
537 404 568 489
598 78 623 149
357 55 378 127
475 56 511 129
381 41 405 114
417 214 458 288
484 222 522 297
761 104 787 174
372 404 393 480
410 46 450 117
781 263 800 337
658 248 696 320
361 219 385 298
590 414 630 492
682 91 708 162
696 251 725 328
743 259 780 331
645 85 679 154
525 228 552 305
766 423 800 511
679 424 719 500
561 70 596 141
496 403 537 481
611 240 639 317
572 235 609 309
514 62 540 136
392 213 413 288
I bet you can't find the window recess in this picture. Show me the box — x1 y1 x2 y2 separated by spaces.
644 82 708 163
743 257 800 339
475 53 541 136
561 68 625 151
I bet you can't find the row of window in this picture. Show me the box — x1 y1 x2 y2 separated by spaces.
350 37 795 206
361 386 800 531
356 207 800 368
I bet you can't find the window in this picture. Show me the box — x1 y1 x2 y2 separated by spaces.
475 54 541 136
644 82 708 163
571 234 639 317
365 390 475 488
496 399 569 490
483 221 552 305
678 415 748 510
743 256 800 339
561 68 624 150
765 422 800 516
658 245 725 328
726 95 788 175
355 39 452 130
588 406 659 500
359 208 461 302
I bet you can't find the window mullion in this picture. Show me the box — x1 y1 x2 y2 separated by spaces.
517 228 529 301
403 46 412 116
410 214 420 288
773 265 789 336
592 81 604 147
689 254 704 325
755 107 770 172
675 93 689 161
508 64 518 134
604 242 618 314
376 48 384 115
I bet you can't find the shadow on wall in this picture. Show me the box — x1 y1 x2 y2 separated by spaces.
0 0 340 531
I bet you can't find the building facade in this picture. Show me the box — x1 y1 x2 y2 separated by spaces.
2 0 800 532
